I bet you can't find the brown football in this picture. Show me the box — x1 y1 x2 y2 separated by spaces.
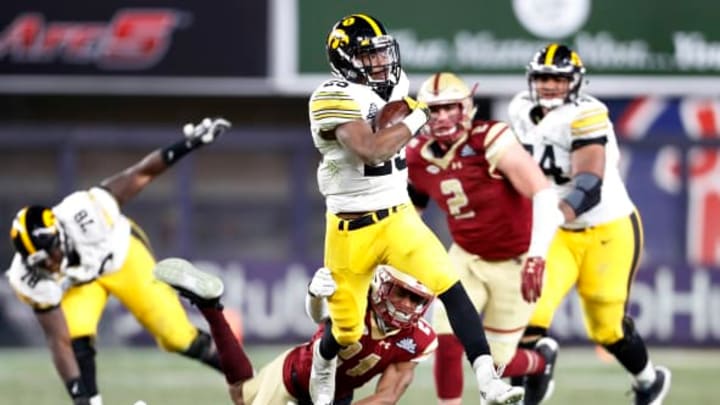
373 100 411 130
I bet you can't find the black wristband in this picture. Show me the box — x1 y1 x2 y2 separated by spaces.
161 139 201 166
65 376 89 399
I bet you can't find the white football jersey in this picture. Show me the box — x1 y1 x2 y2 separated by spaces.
309 72 411 213
6 187 131 308
508 91 634 228
5 254 68 309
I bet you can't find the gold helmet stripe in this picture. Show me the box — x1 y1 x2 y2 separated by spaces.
353 14 384 36
544 43 559 66
14 207 37 255
571 51 583 67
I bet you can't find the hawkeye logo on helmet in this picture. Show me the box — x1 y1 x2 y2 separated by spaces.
41 209 56 227
571 52 583 67
328 29 349 50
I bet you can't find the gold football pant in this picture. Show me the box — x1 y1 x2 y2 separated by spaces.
433 243 534 364
528 211 643 344
324 203 459 345
61 235 198 352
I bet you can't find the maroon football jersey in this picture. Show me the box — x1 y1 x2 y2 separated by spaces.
282 311 437 401
406 120 531 260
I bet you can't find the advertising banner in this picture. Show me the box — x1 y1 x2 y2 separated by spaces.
609 98 720 267
275 0 720 96
0 0 268 94
1 259 718 346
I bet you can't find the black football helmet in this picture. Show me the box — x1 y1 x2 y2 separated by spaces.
326 14 401 92
526 43 586 109
10 205 63 271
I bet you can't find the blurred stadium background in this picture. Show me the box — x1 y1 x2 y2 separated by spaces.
0 0 719 403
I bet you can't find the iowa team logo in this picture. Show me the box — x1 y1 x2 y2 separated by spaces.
327 29 349 50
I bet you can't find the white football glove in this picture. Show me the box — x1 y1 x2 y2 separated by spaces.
64 265 98 284
308 267 337 298
474 355 525 404
183 117 231 145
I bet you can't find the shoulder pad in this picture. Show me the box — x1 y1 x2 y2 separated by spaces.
508 91 535 120
470 120 507 138
570 99 610 137
309 81 363 129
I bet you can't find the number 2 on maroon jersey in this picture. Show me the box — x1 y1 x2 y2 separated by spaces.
440 179 475 219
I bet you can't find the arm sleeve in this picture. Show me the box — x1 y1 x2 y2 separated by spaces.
407 182 430 209
527 188 564 257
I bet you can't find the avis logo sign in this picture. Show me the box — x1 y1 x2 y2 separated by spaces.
0 9 187 70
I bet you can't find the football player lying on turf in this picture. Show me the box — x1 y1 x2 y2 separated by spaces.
155 258 438 405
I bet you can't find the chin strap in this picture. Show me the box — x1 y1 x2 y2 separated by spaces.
372 310 395 335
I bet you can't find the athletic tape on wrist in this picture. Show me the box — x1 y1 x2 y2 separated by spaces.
402 109 429 135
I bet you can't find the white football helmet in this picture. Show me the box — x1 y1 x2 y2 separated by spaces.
369 265 434 330
417 72 477 144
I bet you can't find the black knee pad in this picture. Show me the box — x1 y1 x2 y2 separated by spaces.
71 336 98 396
181 329 222 371
603 316 639 354
519 326 547 349
602 316 648 374
71 336 96 357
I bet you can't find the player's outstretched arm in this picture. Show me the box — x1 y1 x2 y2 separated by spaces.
35 308 91 404
353 362 417 405
496 133 564 302
495 134 550 199
101 117 231 206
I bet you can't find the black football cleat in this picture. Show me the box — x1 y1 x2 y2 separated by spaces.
632 366 671 405
523 337 559 405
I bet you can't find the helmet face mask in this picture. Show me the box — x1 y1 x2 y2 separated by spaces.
526 43 586 109
326 14 401 92
10 205 64 274
370 265 434 331
417 72 477 144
